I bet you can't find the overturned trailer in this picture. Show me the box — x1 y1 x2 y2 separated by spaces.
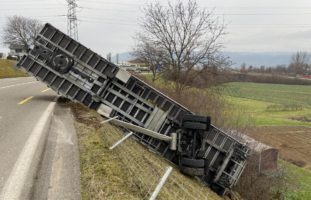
17 23 250 196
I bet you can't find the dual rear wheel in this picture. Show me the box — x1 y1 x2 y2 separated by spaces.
179 114 211 176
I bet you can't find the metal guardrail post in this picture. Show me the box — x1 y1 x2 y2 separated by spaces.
109 118 172 142
149 167 173 200
100 116 118 124
109 132 134 150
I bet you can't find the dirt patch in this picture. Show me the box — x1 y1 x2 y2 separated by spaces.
290 116 311 123
246 126 311 169
58 97 102 128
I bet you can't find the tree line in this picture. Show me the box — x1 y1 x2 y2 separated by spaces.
240 51 311 77
2 8 310 92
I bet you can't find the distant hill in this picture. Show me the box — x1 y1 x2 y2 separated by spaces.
226 52 293 67
111 52 134 64
112 52 296 68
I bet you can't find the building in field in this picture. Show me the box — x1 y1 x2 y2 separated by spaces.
118 58 150 73
8 44 27 60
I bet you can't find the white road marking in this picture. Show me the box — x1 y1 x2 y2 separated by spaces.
41 88 51 93
0 81 38 90
0 78 21 83
0 102 56 200
0 78 24 81
0 80 19 86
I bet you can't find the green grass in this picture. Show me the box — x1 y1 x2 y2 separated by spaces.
223 82 311 108
0 59 27 78
282 161 311 200
223 83 311 199
223 82 311 127
70 102 223 200
141 76 311 127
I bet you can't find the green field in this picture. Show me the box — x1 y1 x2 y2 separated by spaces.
223 82 311 127
282 161 311 200
144 78 311 199
0 59 27 78
223 82 311 199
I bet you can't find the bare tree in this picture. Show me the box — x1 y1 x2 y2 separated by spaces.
289 51 310 76
133 38 167 81
235 154 297 200
135 0 226 94
240 63 247 74
1 15 42 51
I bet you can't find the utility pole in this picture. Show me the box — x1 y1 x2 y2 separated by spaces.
107 53 112 62
67 0 78 40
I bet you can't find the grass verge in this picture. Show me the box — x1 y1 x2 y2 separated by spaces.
69 102 224 200
282 161 311 200
0 59 27 78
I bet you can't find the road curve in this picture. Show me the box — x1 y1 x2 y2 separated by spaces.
0 77 57 194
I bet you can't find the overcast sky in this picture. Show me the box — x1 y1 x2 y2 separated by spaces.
0 0 311 56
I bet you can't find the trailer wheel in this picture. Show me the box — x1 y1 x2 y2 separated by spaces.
182 114 211 130
180 157 205 168
218 175 231 188
232 150 247 162
180 166 204 176
182 121 207 130
182 114 211 124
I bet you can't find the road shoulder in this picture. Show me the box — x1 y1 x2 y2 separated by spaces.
32 101 81 200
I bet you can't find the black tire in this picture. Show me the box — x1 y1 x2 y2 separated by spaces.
218 175 231 188
182 115 211 131
180 157 205 168
232 150 247 162
182 114 211 124
182 121 207 130
180 166 204 176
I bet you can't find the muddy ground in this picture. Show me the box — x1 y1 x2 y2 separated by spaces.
246 126 311 169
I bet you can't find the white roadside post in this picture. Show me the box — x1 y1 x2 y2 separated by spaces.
149 167 173 200
109 132 134 150
104 118 177 150
102 116 176 199
101 116 118 124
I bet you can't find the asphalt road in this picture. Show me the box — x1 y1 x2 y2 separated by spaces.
0 77 56 193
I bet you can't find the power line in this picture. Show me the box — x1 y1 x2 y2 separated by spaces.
79 0 311 10
0 7 64 11
67 0 78 40
77 18 311 29
79 0 141 7
0 14 66 18
77 6 311 16
78 19 137 26
221 11 311 16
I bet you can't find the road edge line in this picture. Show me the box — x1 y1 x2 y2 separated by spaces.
0 81 38 90
0 101 56 200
